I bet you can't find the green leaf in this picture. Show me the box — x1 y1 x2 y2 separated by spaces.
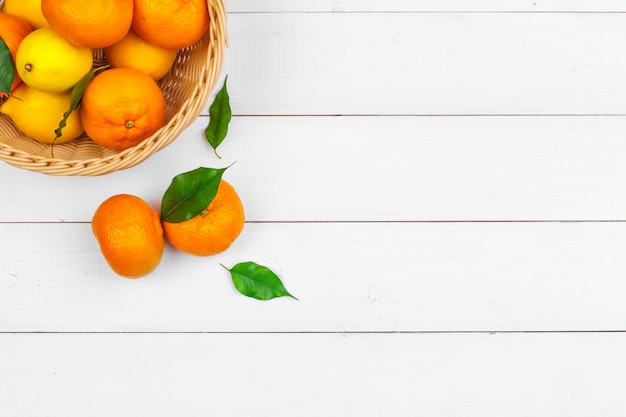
0 37 15 95
204 75 231 158
222 261 298 301
160 166 229 223
54 65 108 143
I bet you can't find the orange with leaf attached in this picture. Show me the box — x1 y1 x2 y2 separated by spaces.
162 180 245 256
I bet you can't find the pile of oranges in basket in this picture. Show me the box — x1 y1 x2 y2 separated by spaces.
0 0 209 150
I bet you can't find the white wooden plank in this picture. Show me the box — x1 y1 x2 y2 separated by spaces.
217 13 626 115
2 221 626 332
227 0 626 12
2 332 626 416
2 116 626 222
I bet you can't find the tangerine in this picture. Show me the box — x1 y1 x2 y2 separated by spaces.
132 0 210 49
105 29 178 80
162 181 245 256
41 0 133 48
0 12 32 94
92 194 164 278
80 67 166 151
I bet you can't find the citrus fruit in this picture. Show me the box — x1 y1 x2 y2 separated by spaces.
80 67 166 151
105 29 178 80
41 0 133 48
132 0 210 49
92 194 164 279
3 0 49 29
16 27 93 93
0 83 84 144
0 13 33 94
162 181 245 256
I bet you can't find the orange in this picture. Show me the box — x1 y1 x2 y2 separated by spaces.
132 0 210 49
0 13 33 94
105 29 178 80
92 194 164 278
41 0 133 48
80 67 166 151
162 181 245 256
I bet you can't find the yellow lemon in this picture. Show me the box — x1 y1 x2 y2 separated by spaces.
16 27 93 93
3 0 49 29
0 83 84 144
105 29 178 80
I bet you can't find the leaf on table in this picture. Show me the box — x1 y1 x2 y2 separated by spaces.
160 166 229 223
205 75 231 158
0 37 15 95
222 261 298 301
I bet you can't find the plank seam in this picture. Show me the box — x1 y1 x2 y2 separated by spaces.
2 220 626 224
227 11 626 15
201 114 626 118
2 330 626 334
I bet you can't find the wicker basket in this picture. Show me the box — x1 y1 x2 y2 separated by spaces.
0 0 228 176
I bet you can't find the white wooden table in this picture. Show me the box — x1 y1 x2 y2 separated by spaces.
3 1 626 415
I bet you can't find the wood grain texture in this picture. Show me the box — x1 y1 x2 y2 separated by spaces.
2 221 625 332
1 116 625 222
2 332 626 417
219 13 626 115
228 0 626 12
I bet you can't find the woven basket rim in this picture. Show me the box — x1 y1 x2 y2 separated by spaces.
0 0 228 176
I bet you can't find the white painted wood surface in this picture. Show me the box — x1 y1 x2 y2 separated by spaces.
2 1 626 415
4 332 626 416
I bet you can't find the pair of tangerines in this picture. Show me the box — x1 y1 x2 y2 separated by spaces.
92 180 245 279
